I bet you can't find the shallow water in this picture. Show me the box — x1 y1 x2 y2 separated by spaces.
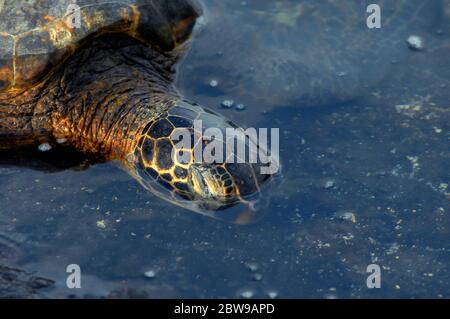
0 0 449 298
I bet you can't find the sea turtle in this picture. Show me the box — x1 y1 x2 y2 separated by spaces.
0 0 278 217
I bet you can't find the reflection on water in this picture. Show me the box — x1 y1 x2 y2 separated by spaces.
0 0 449 298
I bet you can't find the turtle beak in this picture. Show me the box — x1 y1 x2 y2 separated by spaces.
188 165 231 205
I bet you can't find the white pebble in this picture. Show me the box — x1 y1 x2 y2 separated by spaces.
240 290 254 299
406 35 424 50
267 290 278 299
235 103 246 111
246 262 259 272
221 99 234 108
252 273 263 281
324 180 335 189
38 143 52 152
335 211 357 223
144 270 156 278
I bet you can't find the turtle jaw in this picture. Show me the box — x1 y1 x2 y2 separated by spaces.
187 164 238 210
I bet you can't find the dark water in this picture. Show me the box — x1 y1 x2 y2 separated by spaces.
1 0 449 298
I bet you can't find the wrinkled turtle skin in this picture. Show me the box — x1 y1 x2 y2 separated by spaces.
0 0 277 217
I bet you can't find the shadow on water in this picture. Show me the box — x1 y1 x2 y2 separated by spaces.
0 147 95 173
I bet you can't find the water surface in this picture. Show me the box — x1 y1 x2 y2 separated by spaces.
0 0 449 298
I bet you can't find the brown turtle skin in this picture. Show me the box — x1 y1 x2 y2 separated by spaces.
0 0 199 155
0 0 276 215
0 34 179 157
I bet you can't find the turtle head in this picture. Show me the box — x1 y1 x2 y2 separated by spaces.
129 100 279 218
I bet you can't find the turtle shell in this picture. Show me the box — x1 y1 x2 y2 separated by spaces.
0 0 201 92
